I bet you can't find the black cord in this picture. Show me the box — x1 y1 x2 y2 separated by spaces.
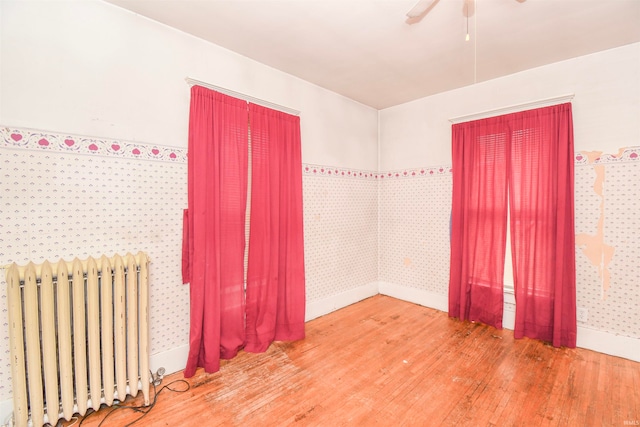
77 375 190 427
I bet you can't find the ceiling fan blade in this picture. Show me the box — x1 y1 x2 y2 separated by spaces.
406 0 440 20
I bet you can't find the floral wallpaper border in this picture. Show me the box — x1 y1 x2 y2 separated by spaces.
302 164 451 180
1 126 187 163
575 147 639 165
377 147 640 179
3 126 638 173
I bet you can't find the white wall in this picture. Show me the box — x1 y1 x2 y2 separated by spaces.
379 43 640 169
378 43 640 362
0 0 379 421
0 0 379 169
1 0 637 422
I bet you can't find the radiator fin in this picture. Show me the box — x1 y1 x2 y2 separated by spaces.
4 252 151 427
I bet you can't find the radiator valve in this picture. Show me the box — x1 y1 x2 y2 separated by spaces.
152 367 166 386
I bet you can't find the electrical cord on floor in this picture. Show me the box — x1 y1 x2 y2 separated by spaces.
77 373 190 427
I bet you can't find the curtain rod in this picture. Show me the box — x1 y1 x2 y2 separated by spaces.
185 77 301 116
448 94 575 124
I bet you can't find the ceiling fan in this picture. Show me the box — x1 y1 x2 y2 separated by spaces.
405 0 526 25
406 0 470 25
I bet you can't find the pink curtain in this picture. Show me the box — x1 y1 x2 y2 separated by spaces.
183 86 249 377
509 104 576 347
449 103 576 348
449 117 510 329
245 103 306 353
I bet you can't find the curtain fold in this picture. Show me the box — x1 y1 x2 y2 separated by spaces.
183 86 248 377
245 103 306 353
449 103 576 347
509 104 576 347
449 117 510 329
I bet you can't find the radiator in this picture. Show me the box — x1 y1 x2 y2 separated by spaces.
4 252 151 427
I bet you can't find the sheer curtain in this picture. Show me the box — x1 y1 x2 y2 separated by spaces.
449 103 576 347
183 86 249 377
449 117 510 330
182 90 306 377
509 104 576 347
245 103 306 352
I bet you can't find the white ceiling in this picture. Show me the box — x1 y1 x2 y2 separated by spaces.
106 0 640 110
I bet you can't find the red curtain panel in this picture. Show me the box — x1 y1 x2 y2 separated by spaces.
183 90 306 376
245 103 306 353
509 104 576 347
449 103 576 347
183 86 249 377
449 116 510 330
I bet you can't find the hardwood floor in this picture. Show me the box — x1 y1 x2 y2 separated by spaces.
74 295 639 426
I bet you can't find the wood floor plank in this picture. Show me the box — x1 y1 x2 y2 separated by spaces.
71 295 639 427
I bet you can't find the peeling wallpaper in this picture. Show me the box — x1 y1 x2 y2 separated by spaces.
574 147 640 337
379 147 640 341
574 148 639 297
0 126 638 404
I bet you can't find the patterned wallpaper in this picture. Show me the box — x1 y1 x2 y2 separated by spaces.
302 165 378 302
378 172 452 296
0 127 381 403
0 125 638 404
0 126 190 402
378 147 640 341
574 148 640 338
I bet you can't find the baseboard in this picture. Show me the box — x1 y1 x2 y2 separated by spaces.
0 287 634 426
149 344 190 377
503 294 516 330
378 281 448 312
56 314 640 378
305 281 379 321
0 399 12 427
152 286 391 374
576 326 639 362
378 281 639 362
152 283 382 371
503 308 639 362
